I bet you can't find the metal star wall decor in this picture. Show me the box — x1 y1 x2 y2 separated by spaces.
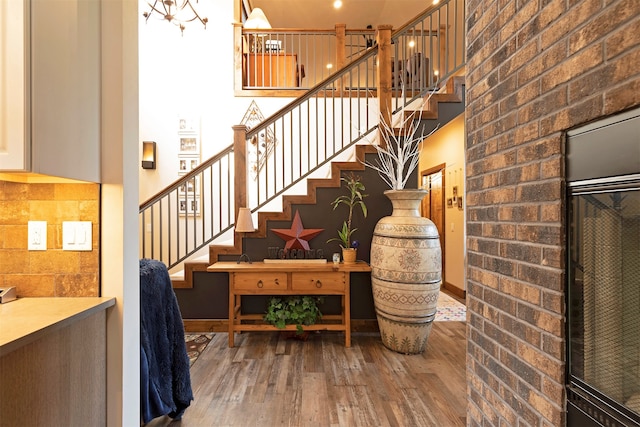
270 210 324 250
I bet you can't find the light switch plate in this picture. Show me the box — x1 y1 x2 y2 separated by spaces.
62 221 92 251
28 221 47 251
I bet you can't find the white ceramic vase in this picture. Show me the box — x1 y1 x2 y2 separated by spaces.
370 189 442 354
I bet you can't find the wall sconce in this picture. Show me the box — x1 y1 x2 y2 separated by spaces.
235 207 256 263
142 141 157 170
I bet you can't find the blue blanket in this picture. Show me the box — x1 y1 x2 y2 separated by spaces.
140 259 193 424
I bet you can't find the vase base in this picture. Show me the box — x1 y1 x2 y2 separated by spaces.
377 315 434 354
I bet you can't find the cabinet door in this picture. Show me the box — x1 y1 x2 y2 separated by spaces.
292 272 346 292
30 0 101 181
0 0 29 171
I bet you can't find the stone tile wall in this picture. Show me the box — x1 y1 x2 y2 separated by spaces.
0 180 100 297
465 0 640 425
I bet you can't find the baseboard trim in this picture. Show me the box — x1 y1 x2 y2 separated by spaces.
442 281 466 300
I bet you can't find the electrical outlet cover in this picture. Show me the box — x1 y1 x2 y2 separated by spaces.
28 221 47 251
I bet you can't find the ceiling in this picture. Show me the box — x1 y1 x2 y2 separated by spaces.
250 0 432 30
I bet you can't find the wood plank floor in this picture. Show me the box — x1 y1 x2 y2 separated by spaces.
153 321 466 427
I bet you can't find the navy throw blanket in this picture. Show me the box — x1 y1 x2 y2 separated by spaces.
140 259 193 424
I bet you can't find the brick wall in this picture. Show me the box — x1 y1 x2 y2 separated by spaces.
465 0 640 425
0 180 100 297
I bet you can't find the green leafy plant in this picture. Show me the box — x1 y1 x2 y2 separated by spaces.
264 296 324 335
327 173 368 249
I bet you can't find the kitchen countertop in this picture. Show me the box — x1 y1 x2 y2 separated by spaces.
0 297 116 357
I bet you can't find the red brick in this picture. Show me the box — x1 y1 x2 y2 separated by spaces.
540 156 562 179
501 312 542 349
541 43 604 93
606 15 640 60
517 302 564 336
498 205 540 222
483 222 517 240
540 0 602 50
605 77 640 114
540 201 562 222
500 275 542 305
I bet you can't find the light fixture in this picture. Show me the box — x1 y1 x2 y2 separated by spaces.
244 8 272 52
244 7 272 30
333 0 343 9
142 0 208 35
235 207 256 263
142 141 157 170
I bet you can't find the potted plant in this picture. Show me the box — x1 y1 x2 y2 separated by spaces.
264 295 324 336
327 173 368 263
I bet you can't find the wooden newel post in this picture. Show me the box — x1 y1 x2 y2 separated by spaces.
336 24 346 92
233 124 249 224
376 25 393 148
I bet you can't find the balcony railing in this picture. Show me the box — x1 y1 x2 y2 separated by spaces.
140 0 465 272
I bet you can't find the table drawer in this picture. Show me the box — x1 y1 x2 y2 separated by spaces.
233 273 287 290
292 272 346 292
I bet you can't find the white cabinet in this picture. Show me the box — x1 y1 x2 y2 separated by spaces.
0 0 101 182
0 0 29 171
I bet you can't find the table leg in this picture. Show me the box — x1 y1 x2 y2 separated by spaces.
228 287 235 347
345 283 351 347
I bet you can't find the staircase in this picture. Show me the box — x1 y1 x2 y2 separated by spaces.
139 0 466 291
172 75 465 288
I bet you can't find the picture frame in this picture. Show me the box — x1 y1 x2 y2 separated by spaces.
447 198 453 208
179 135 199 154
178 199 188 215
178 155 199 173
178 176 200 196
187 197 200 215
178 196 201 216
457 197 463 209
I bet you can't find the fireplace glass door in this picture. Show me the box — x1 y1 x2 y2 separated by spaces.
567 183 640 426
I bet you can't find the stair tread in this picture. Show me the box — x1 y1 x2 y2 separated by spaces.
172 75 465 289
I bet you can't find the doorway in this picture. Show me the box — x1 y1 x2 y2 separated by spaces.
420 163 446 284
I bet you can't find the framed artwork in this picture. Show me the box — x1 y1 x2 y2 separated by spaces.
179 199 188 215
179 135 199 154
178 155 199 173
447 198 453 208
178 117 197 133
178 197 201 216
178 176 200 196
188 197 200 215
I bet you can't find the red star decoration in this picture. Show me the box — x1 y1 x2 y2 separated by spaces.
270 210 324 250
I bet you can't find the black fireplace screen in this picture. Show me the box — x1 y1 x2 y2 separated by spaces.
567 185 640 426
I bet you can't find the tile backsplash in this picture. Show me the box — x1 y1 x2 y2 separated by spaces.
0 180 100 297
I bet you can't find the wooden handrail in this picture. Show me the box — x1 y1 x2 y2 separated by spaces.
139 0 466 271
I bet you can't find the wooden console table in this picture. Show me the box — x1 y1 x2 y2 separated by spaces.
207 261 371 347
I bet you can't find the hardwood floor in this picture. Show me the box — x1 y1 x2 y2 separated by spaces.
155 321 466 427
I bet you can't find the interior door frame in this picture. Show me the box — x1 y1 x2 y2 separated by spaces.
420 163 446 287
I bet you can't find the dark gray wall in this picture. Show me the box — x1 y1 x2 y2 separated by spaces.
175 151 419 320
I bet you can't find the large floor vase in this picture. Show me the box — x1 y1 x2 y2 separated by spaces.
370 189 442 354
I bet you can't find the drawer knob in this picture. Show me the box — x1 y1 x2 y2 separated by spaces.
315 280 322 288
257 280 264 288
275 278 280 285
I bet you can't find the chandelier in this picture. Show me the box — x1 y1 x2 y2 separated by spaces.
143 0 208 35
